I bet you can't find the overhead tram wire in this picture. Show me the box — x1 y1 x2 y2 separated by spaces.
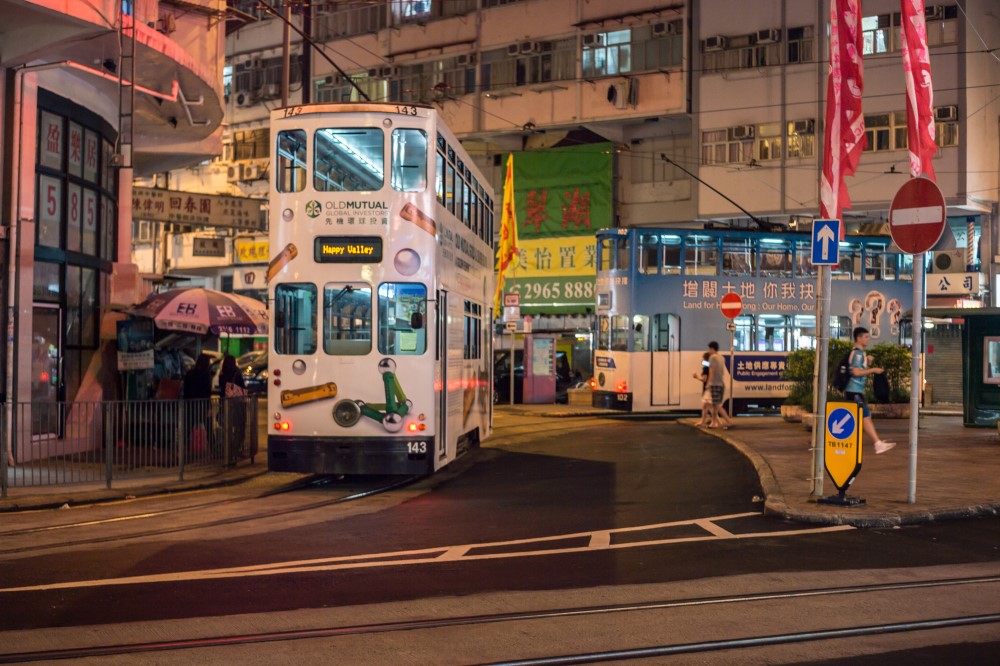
255 0 370 101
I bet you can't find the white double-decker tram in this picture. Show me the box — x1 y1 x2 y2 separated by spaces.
267 103 495 475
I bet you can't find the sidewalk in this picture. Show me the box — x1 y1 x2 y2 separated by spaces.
686 415 1000 527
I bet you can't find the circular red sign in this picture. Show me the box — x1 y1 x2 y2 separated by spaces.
720 292 743 319
889 177 947 254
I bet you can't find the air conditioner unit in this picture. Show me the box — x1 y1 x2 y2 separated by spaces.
532 41 552 53
730 124 755 139
367 68 379 77
792 119 815 134
934 105 958 121
506 43 520 57
519 41 535 54
227 164 244 183
259 83 280 99
250 57 262 69
755 28 780 44
607 82 627 110
925 5 943 19
456 53 476 66
379 66 400 77
933 249 966 273
704 35 727 51
652 22 668 37
323 74 341 85
234 90 254 107
236 60 253 71
583 34 603 47
242 165 261 181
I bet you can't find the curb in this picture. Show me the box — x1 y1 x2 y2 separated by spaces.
680 419 1000 528
0 469 269 513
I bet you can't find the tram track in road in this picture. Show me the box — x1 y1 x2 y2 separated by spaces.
0 475 419 557
1 575 997 663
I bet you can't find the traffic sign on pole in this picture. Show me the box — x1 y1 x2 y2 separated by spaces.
810 219 841 266
889 177 947 254
818 401 866 506
719 293 743 319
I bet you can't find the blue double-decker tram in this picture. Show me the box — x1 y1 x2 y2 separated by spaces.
592 228 914 414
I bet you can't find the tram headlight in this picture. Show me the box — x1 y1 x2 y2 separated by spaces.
282 208 294 222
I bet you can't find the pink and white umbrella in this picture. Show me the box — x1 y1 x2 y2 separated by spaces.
128 288 268 336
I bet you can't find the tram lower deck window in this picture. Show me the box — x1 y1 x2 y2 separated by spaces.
323 283 372 355
378 283 426 355
275 283 318 355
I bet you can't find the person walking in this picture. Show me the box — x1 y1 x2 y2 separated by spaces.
706 341 733 429
218 354 247 464
845 327 895 454
693 351 712 427
182 354 213 453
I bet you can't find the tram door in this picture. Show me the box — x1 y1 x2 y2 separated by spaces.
651 313 680 406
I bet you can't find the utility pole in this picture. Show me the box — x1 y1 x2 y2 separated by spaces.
280 0 291 108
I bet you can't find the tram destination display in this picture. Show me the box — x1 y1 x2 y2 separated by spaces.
313 236 383 263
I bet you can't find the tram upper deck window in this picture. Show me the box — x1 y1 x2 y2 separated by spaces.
757 314 789 352
759 239 793 277
276 130 307 193
684 236 718 275
274 283 317 355
323 283 372 355
314 127 383 192
391 128 427 192
435 149 445 205
833 242 861 279
611 315 631 351
661 235 682 274
639 234 658 274
723 238 756 276
733 315 754 351
794 241 818 277
865 244 896 280
598 237 629 271
378 282 427 355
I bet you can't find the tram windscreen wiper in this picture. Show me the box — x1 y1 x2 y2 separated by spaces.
326 285 355 307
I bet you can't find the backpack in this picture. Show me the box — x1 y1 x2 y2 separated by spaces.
832 351 854 392
872 372 891 403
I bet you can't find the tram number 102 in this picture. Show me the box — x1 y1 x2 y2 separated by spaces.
407 441 428 454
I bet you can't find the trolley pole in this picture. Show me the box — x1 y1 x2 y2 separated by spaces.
908 254 924 503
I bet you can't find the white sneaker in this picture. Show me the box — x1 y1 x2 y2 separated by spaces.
874 440 896 454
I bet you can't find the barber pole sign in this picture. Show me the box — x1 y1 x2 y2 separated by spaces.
720 293 743 319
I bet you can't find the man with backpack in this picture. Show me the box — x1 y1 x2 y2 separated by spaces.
839 326 896 454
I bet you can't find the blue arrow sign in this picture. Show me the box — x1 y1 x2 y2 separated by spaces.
811 219 841 266
827 407 856 440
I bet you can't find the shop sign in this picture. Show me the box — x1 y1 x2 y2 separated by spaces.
133 187 264 231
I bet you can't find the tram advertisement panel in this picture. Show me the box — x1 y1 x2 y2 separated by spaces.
503 143 612 314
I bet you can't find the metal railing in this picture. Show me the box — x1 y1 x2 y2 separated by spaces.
1 397 260 497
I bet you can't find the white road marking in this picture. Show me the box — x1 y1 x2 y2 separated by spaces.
0 513 853 594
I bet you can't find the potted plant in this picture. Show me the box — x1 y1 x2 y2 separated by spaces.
782 339 854 428
864 342 912 418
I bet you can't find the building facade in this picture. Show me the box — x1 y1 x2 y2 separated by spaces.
1 0 226 416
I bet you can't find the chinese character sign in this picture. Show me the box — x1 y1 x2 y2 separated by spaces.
132 187 264 231
503 143 613 313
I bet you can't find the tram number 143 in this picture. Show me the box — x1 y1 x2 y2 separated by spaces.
407 442 428 454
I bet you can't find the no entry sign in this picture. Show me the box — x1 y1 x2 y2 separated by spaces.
889 177 947 254
720 292 743 319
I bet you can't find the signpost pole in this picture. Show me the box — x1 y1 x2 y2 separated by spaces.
908 253 924 503
813 264 832 497
509 330 516 406
728 327 735 418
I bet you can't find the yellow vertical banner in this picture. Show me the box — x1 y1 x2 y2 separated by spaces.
494 154 520 313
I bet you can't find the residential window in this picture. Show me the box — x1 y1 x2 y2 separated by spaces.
275 283 318 355
630 135 691 183
757 122 782 161
463 300 482 359
378 283 427 355
481 39 575 91
231 128 269 161
315 2 387 40
786 119 816 158
863 113 892 152
323 284 372 355
315 73 388 104
786 26 815 63
314 127 384 192
702 32 781 73
862 6 959 55
582 29 632 78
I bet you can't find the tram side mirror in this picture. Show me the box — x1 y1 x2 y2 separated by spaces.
410 312 424 330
